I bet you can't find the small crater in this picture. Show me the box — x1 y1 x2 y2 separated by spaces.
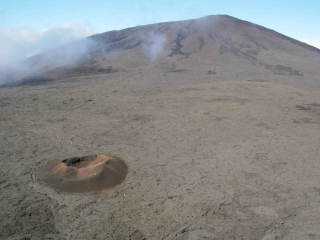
41 154 128 193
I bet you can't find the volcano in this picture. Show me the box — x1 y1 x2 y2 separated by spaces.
10 14 320 87
2 15 320 240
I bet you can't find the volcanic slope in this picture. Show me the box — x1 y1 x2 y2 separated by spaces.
1 15 320 240
17 14 320 87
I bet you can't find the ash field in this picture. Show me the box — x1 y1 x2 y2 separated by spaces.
1 15 320 239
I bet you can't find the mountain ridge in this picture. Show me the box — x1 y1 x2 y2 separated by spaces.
3 14 320 87
82 13 320 62
90 14 320 54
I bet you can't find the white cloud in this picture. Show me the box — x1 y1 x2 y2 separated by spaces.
0 23 94 67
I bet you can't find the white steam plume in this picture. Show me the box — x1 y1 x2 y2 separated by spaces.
143 32 166 62
0 24 94 86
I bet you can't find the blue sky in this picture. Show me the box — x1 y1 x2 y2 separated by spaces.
1 0 319 44
0 0 319 66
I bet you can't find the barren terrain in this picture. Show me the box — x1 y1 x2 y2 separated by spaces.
1 15 320 239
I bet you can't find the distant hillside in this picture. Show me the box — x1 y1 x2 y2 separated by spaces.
5 15 320 87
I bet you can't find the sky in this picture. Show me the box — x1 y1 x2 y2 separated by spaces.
0 0 320 65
